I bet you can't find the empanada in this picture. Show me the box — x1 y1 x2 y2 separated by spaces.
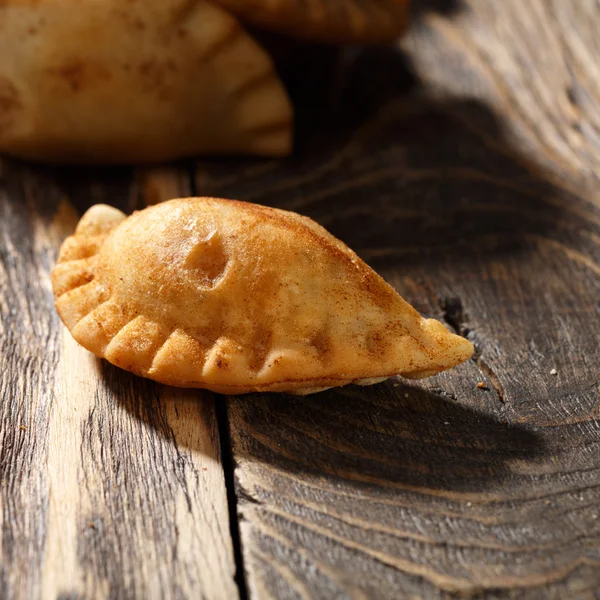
212 0 411 44
52 198 473 394
0 1 292 163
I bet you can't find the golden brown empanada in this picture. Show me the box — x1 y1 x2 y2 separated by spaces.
212 0 411 44
52 198 473 394
0 1 292 163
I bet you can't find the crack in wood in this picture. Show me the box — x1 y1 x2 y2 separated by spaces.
216 399 251 600
476 355 506 404
439 294 506 404
439 295 468 338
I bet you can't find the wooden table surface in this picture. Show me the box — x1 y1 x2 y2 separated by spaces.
2 1 600 598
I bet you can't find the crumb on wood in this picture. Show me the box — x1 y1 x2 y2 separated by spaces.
88 522 96 529
404 393 409 398
19 425 27 430
476 381 488 390
550 368 558 375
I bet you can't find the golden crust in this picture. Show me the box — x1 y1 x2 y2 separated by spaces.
0 1 292 163
52 198 474 394
212 0 411 44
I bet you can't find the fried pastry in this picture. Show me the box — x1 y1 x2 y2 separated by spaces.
52 198 473 394
212 0 411 44
0 1 292 163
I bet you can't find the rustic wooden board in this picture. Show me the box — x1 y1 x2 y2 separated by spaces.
189 1 600 597
3 0 600 598
0 162 238 599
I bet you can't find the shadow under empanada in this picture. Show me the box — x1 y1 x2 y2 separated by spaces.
99 352 545 494
227 380 546 494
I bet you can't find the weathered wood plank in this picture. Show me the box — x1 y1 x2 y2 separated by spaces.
193 1 600 597
404 0 600 195
0 162 238 599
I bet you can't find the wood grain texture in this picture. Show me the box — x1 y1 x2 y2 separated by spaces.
0 162 238 599
190 1 600 597
3 1 600 598
403 0 600 197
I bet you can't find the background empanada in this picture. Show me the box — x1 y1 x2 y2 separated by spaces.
52 198 474 394
213 0 411 44
0 0 292 163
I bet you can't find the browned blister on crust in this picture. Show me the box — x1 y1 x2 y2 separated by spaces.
212 0 411 43
51 198 473 394
0 0 292 163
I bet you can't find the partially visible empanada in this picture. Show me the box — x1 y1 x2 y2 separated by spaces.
0 1 292 163
52 198 473 394
212 0 411 44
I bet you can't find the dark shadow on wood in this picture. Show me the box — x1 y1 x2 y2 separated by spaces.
0 159 135 216
229 380 546 494
16 158 196 217
96 356 547 495
193 45 597 274
411 0 462 19
52 166 134 215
